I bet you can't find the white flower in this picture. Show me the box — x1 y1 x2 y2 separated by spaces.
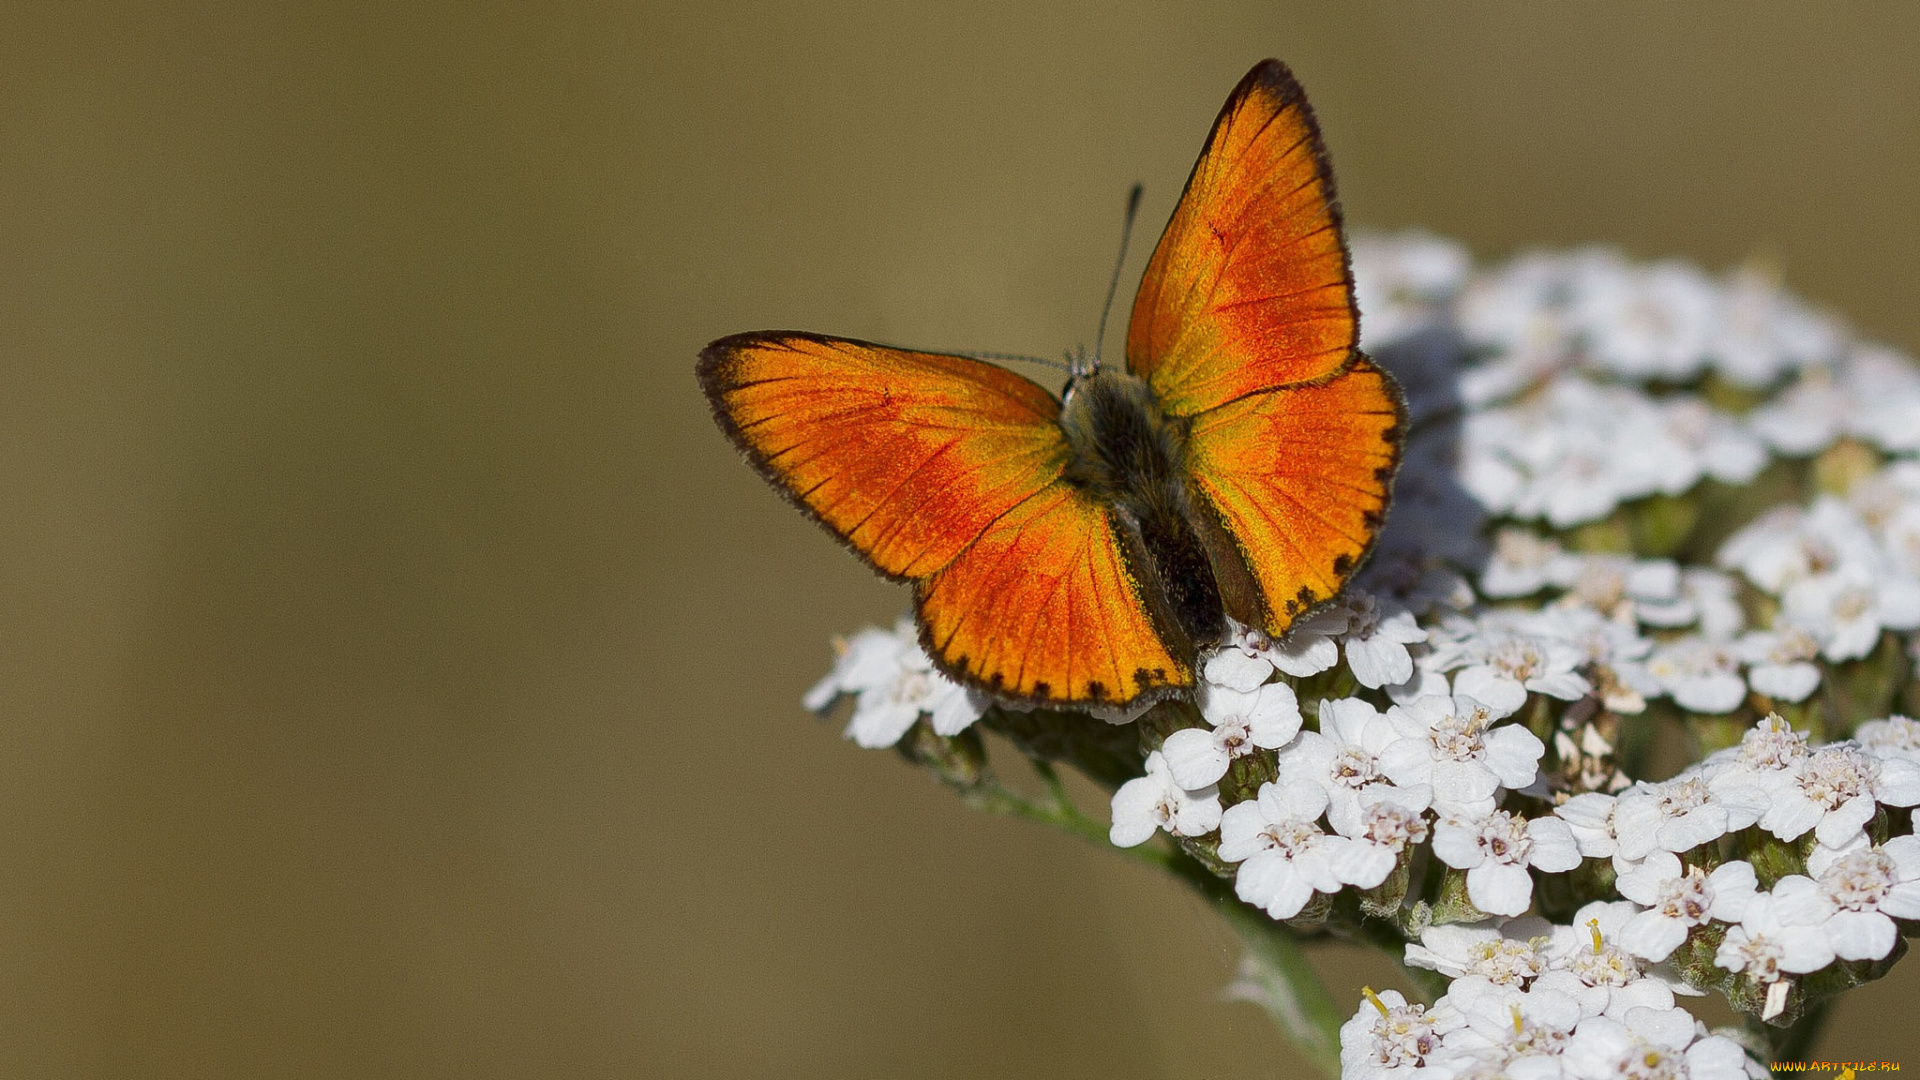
1702 712 1810 789
1553 793 1621 862
1706 264 1845 388
1204 612 1345 690
1715 497 1879 597
1556 554 1680 623
1218 779 1345 919
1734 626 1822 702
1481 528 1584 599
1109 750 1221 847
1339 987 1459 1079
1654 397 1768 486
1352 230 1472 350
1335 793 1435 889
1781 564 1920 662
1468 378 1699 529
1160 679 1301 789
1800 834 1920 961
1748 367 1849 457
1381 695 1546 811
1440 975 1582 1067
1757 743 1920 848
1279 696 1429 837
1432 809 1582 917
1614 852 1758 962
1456 251 1579 407
1434 619 1591 715
804 619 985 747
1713 891 1835 987
1539 605 1658 714
1202 622 1282 692
1638 569 1746 640
1855 714 1920 765
1562 1007 1759 1080
1843 344 1920 454
1406 920 1551 987
1272 604 1352 676
1535 901 1686 1020
1341 593 1430 688
1610 770 1767 864
1645 636 1747 714
1570 256 1716 383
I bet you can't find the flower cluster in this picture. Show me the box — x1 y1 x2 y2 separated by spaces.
1340 708 1920 1079
800 236 1920 1077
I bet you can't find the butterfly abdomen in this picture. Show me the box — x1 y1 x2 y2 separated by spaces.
1059 370 1248 654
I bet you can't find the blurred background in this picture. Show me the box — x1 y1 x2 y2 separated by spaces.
2 2 1917 1076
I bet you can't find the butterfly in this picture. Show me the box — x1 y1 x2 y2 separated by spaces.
699 60 1403 710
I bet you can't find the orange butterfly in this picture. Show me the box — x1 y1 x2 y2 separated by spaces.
700 60 1403 709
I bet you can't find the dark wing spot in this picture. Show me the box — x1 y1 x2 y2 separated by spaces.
1362 510 1384 528
1296 587 1316 608
1381 423 1403 443
1373 466 1394 483
1031 681 1052 699
1083 680 1105 701
1133 668 1160 690
953 654 971 672
1286 597 1301 615
1333 553 1353 577
988 671 1005 688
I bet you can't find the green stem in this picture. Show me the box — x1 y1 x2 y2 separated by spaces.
956 762 1185 875
1209 897 1347 1078
1767 999 1831 1072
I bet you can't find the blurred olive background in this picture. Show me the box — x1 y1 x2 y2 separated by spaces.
3 2 1918 1076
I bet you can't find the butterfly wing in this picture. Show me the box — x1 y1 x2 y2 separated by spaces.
1181 357 1402 626
1127 60 1403 635
700 332 1187 704
1126 60 1357 416
917 482 1188 704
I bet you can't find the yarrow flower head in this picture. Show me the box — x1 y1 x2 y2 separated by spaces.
1428 615 1592 715
1613 852 1757 962
805 235 1920 1079
1219 779 1347 919
1380 695 1546 812
804 618 984 748
1109 750 1222 848
1161 677 1302 789
1432 808 1582 917
1280 696 1431 837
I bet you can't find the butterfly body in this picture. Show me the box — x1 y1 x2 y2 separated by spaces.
1057 367 1256 655
701 60 1404 710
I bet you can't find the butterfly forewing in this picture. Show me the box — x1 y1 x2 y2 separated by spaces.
1126 59 1358 417
1126 59 1402 638
700 333 1071 580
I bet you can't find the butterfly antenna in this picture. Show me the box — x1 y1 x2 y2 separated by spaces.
1091 182 1145 373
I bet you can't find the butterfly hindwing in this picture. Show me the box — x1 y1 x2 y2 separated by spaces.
1181 357 1403 630
699 332 1189 705
917 484 1189 704
1126 59 1357 418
